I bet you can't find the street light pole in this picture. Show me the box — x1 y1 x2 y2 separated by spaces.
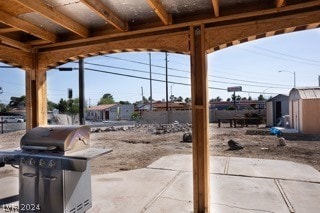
278 70 296 88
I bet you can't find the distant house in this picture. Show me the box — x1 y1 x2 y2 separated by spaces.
152 101 191 111
86 104 134 121
266 94 289 127
289 87 320 134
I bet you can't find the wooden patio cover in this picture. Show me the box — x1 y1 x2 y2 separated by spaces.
0 0 319 212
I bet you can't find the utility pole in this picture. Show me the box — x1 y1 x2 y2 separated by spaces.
165 52 168 111
79 58 85 125
149 52 153 110
141 86 144 103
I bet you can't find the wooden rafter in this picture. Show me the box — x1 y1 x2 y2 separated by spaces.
35 0 320 51
0 27 20 33
211 0 220 17
145 0 172 25
0 35 31 52
275 0 286 8
0 10 56 43
13 0 89 38
80 0 128 31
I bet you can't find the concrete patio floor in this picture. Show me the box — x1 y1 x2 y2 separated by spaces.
1 154 320 212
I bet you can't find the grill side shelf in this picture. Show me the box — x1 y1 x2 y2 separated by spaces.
65 148 112 160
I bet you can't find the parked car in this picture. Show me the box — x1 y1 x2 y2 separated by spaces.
1 116 24 123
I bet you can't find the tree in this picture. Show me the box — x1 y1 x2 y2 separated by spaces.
248 96 252 101
184 97 191 103
57 98 68 113
258 94 265 101
47 100 58 111
176 96 183 102
142 96 148 103
8 95 25 109
0 103 8 112
67 98 79 124
226 98 231 102
119 101 130 105
98 93 115 105
215 96 222 102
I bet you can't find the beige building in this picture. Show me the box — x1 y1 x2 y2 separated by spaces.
289 87 320 134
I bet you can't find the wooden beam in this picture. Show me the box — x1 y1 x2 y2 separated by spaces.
80 0 128 31
0 27 20 33
38 32 189 69
206 10 320 51
190 25 210 213
211 0 220 17
145 0 172 25
13 0 89 38
0 44 33 69
275 0 286 8
0 10 56 43
0 35 31 52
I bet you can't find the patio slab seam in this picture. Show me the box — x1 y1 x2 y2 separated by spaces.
214 173 320 184
211 202 276 213
274 179 295 213
142 171 184 212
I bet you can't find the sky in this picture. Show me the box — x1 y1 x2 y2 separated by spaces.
0 28 319 106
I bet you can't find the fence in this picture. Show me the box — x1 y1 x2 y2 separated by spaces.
0 121 26 134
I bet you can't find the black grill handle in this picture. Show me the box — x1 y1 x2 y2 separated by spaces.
21 145 57 151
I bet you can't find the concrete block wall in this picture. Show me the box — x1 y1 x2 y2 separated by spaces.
138 109 266 124
139 110 192 124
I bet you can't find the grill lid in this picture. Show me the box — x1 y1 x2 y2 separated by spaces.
20 126 90 153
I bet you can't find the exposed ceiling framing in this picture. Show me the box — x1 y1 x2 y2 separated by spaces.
0 0 319 65
145 0 172 25
211 0 220 17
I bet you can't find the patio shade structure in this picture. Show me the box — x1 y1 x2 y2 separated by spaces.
0 0 319 212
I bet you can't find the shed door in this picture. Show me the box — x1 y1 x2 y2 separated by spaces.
292 100 299 130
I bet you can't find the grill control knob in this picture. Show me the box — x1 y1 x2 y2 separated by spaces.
20 157 26 164
48 160 56 168
29 158 36 166
39 159 46 167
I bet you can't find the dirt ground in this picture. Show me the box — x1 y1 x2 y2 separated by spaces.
0 123 319 177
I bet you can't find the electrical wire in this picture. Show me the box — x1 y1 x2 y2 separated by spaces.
99 55 292 87
79 62 289 89
251 45 320 63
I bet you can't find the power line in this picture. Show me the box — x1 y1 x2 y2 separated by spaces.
103 55 189 73
82 61 190 80
78 67 280 95
100 55 292 87
251 45 320 63
82 61 290 89
239 46 319 66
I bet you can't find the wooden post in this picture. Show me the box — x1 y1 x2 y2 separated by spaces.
25 52 47 131
79 58 85 125
190 25 210 212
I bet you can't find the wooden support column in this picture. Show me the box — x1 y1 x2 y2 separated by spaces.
190 25 210 212
25 52 47 131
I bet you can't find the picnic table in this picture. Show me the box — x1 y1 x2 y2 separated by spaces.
218 117 260 128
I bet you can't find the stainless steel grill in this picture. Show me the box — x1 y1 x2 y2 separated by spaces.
0 125 111 213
